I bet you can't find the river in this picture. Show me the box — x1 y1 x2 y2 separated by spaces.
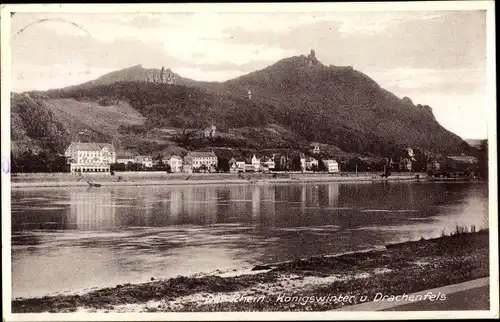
10 181 488 299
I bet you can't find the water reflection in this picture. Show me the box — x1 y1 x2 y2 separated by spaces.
68 190 117 230
11 182 488 298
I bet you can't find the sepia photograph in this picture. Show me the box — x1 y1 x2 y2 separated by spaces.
1 2 498 321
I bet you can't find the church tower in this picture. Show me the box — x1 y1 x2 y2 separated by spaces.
247 90 252 100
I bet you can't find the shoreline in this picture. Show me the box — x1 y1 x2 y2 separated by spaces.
8 172 481 188
11 229 489 313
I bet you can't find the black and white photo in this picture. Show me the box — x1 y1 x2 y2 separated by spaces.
1 2 497 320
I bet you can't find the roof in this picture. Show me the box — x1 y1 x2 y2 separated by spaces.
306 157 318 162
323 159 338 163
446 156 478 164
164 155 182 160
68 142 115 152
230 157 245 162
117 155 135 159
187 151 217 158
243 156 255 163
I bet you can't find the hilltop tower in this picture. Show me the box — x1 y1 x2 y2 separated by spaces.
160 66 166 83
165 68 175 85
157 66 176 84
307 49 319 65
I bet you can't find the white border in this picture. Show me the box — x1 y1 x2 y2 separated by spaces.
1 2 498 321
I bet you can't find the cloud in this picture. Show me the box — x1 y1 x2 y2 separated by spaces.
11 64 115 92
367 68 486 95
221 11 486 71
11 12 299 81
12 23 184 69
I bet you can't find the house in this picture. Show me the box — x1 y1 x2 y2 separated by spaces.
184 151 218 172
260 157 275 170
443 156 479 174
427 160 441 173
400 157 412 171
309 143 320 155
64 142 116 173
272 154 288 171
203 125 217 138
299 153 306 172
182 164 193 173
322 159 340 173
233 158 246 172
163 155 183 173
244 164 256 172
251 155 261 172
135 155 153 168
305 157 319 171
406 147 416 160
116 155 135 165
229 158 238 173
229 158 246 172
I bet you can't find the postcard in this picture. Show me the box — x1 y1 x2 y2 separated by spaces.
1 2 498 321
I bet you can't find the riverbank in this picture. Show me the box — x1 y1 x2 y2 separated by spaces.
10 172 428 188
11 228 489 313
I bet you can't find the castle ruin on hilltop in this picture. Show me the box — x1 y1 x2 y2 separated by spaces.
147 66 177 84
307 49 320 66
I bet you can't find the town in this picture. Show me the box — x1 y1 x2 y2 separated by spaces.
61 138 482 178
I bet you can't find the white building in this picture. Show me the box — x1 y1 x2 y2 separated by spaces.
184 151 218 172
65 142 116 173
322 159 339 173
244 164 256 172
236 161 245 172
182 164 193 173
116 156 135 164
306 157 319 171
203 125 217 138
309 143 320 155
251 155 261 172
135 155 153 168
164 155 183 172
299 153 306 172
260 157 275 170
229 158 246 172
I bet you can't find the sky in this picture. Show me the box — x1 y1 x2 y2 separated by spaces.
9 7 490 139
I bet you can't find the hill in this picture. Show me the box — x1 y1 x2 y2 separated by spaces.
223 52 471 156
11 50 476 161
465 139 487 150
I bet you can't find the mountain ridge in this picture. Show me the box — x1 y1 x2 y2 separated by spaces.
12 50 476 160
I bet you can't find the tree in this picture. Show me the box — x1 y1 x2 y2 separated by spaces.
218 157 230 172
291 154 302 171
11 150 69 173
346 157 368 172
478 140 488 180
111 163 126 172
317 157 326 172
127 162 142 172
